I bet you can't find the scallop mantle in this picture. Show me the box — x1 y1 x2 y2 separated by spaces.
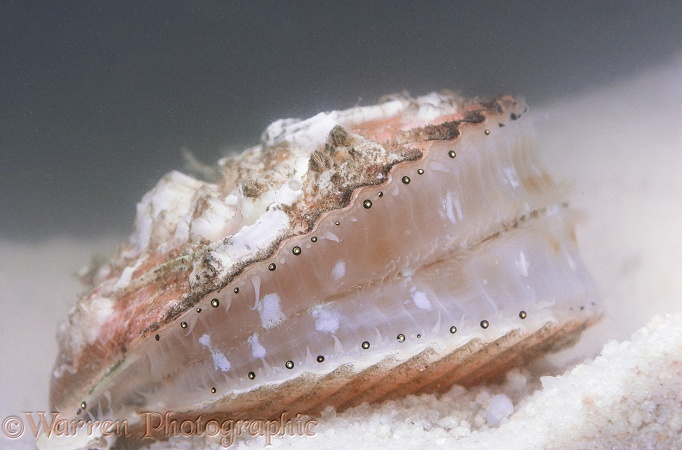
50 92 601 441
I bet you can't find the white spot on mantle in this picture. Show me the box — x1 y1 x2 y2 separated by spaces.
248 334 267 358
257 293 285 329
311 304 341 333
199 333 231 372
412 290 432 310
211 352 230 372
199 334 211 347
332 260 346 280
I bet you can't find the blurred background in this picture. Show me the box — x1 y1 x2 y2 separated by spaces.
1 2 681 448
1 1 681 240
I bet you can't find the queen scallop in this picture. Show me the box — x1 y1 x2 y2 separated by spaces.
48 92 600 447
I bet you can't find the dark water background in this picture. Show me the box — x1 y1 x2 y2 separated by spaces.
1 1 681 239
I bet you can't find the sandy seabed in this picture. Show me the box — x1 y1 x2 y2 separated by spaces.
1 56 681 449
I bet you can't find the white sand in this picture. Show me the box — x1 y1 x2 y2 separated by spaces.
0 238 122 449
1 56 681 449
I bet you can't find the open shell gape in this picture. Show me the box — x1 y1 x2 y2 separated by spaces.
49 92 601 447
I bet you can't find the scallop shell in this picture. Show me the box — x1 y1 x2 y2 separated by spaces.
49 92 600 447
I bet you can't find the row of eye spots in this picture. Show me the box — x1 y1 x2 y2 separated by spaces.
77 124 518 415
79 124 521 415
146 128 506 399
76 309 528 415
203 312 530 394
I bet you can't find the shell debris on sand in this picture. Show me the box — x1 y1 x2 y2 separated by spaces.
45 92 601 448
